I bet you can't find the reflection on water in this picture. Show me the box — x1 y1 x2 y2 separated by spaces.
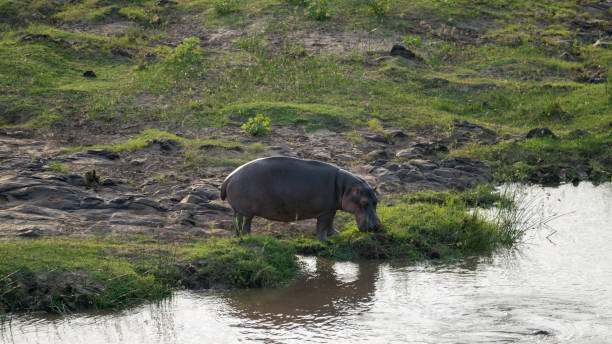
3 183 612 343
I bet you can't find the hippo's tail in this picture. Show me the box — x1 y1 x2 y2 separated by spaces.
220 177 229 200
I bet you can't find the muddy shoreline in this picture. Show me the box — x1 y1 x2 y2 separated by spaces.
1 122 499 239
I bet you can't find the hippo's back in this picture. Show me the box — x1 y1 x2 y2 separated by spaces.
221 157 340 221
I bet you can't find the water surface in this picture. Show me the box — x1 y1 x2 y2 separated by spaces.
3 183 612 343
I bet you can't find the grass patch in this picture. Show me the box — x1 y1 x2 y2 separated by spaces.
453 133 612 183
294 186 520 260
0 235 298 313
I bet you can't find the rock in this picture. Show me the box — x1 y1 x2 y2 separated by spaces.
396 169 424 182
17 227 43 237
153 139 181 152
528 166 561 186
108 196 133 209
20 34 51 42
384 163 400 171
80 197 105 209
110 47 133 58
87 148 120 160
203 200 232 212
0 128 6 136
526 127 555 139
451 119 497 145
312 151 331 161
130 198 166 212
441 157 488 170
180 194 206 205
130 158 147 166
102 178 116 186
145 52 157 60
396 149 420 160
365 133 390 144
83 70 96 78
66 174 86 187
414 141 448 155
188 182 220 200
390 44 417 59
335 154 355 162
157 0 177 6
372 159 387 166
408 159 439 171
389 129 407 138
374 56 394 63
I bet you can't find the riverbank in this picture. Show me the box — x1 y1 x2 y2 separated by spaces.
1 185 518 314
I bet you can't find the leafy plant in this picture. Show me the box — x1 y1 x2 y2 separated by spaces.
241 114 271 136
366 0 390 16
49 161 69 174
214 0 240 14
571 38 581 56
307 0 330 20
164 37 203 67
403 35 422 49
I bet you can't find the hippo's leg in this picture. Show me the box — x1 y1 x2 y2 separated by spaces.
316 212 335 242
233 213 253 236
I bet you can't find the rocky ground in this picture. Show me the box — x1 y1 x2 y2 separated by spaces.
0 120 499 239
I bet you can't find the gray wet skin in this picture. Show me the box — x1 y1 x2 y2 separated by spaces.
220 157 382 241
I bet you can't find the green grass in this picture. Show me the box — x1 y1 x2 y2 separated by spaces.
295 187 518 260
0 235 298 313
452 133 612 183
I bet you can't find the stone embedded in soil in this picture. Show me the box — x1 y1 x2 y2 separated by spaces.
526 127 555 139
365 134 390 144
87 149 120 160
390 44 417 59
153 139 181 152
110 46 133 58
83 70 96 78
17 226 43 237
450 119 497 145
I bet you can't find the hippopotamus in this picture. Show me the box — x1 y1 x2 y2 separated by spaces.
220 157 381 241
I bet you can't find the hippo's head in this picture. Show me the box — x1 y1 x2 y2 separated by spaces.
341 182 382 232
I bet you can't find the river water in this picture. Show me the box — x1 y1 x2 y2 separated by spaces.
2 182 611 343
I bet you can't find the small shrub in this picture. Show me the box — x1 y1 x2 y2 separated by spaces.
403 35 422 50
307 0 330 20
49 161 68 174
214 0 240 14
165 37 202 66
241 114 271 136
367 118 384 133
366 0 390 16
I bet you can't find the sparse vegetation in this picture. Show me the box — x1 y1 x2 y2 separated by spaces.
48 161 69 174
403 35 422 50
214 0 241 14
241 113 271 137
366 0 390 16
307 0 330 20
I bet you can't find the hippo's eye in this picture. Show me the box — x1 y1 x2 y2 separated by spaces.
360 199 368 207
